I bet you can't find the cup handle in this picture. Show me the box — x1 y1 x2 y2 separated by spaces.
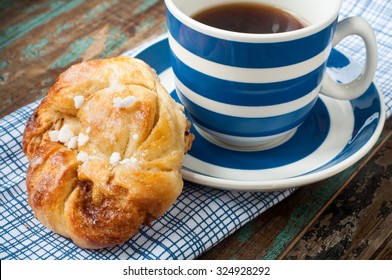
321 17 378 100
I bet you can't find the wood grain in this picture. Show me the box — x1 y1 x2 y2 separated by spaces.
199 119 392 259
1 0 391 260
283 125 392 259
0 0 166 119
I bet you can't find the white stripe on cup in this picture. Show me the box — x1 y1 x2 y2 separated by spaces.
194 123 299 151
168 34 331 83
174 75 320 118
182 96 354 181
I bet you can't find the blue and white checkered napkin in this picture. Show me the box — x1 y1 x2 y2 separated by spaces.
1 0 391 260
0 106 293 259
338 0 392 115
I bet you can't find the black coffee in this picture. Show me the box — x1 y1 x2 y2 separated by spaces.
192 3 308 34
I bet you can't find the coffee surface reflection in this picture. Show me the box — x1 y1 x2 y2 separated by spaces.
192 3 308 34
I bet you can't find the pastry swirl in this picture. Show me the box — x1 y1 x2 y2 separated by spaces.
22 57 193 249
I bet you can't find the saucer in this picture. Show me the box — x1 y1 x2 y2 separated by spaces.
130 35 385 191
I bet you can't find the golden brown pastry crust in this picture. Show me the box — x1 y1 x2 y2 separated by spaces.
23 57 193 249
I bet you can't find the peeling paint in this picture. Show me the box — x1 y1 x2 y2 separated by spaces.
43 78 53 85
81 25 109 60
136 18 155 33
236 221 254 243
25 3 48 14
0 61 9 84
133 0 158 15
161 22 168 32
0 73 9 84
21 23 74 60
50 37 95 69
0 61 9 70
83 1 112 22
54 23 74 35
98 26 128 58
262 164 360 260
0 0 84 49
22 38 49 59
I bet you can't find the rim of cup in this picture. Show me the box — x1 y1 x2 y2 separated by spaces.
165 0 342 42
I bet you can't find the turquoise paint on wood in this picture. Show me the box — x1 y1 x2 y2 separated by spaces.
133 0 159 15
261 163 362 260
82 0 119 23
22 38 49 60
0 61 9 84
136 18 155 33
0 61 9 70
237 221 254 243
98 26 128 58
24 2 54 14
161 22 168 32
50 37 95 69
0 0 84 49
43 78 53 85
83 3 110 22
53 23 74 36
21 23 74 60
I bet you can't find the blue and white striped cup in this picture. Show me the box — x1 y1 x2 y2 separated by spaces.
165 0 377 151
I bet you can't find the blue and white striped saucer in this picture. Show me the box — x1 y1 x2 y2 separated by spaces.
130 35 385 191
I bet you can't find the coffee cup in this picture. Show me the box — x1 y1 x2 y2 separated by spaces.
164 0 377 151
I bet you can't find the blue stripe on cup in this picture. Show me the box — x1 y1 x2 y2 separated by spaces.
174 75 320 118
165 6 337 68
168 34 331 83
170 50 326 106
185 97 331 170
176 88 319 137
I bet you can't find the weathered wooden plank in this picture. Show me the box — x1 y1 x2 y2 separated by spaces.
199 119 391 259
0 0 86 49
283 124 392 259
197 174 355 259
0 0 166 119
198 180 345 259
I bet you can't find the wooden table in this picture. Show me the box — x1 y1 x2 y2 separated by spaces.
1 0 391 260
